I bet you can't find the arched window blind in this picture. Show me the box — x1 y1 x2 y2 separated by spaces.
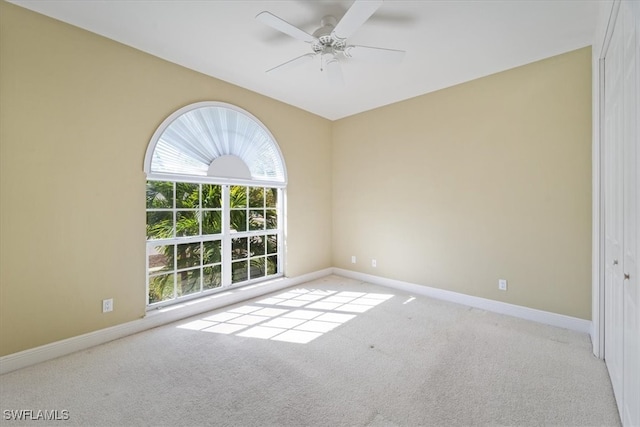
144 102 287 186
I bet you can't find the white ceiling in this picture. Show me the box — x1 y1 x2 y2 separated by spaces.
10 0 599 120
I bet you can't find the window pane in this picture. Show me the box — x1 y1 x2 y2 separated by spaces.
250 235 265 257
266 188 277 208
267 235 278 254
147 181 174 209
177 269 201 296
232 237 248 260
230 210 246 232
176 211 199 237
232 261 248 284
249 210 265 231
266 209 277 230
250 257 266 279
267 255 278 275
203 210 222 235
230 186 247 208
202 184 222 208
249 187 264 208
146 179 282 307
146 212 173 240
176 183 199 208
148 245 173 274
149 273 174 304
203 240 222 265
203 265 222 290
177 243 200 270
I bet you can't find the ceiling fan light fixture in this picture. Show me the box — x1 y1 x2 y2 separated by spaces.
325 56 344 86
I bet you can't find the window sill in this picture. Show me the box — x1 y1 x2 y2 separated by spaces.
144 274 288 320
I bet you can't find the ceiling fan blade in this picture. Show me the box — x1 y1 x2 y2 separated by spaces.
344 45 405 63
256 11 316 43
332 0 384 40
325 57 344 86
266 53 316 74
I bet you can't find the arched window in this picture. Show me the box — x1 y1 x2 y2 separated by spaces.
144 102 286 307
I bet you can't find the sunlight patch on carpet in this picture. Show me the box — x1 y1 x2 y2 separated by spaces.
177 289 394 343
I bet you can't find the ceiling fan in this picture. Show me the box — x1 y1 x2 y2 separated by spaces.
256 0 406 85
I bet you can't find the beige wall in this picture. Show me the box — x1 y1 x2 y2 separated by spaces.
332 47 592 320
0 1 332 356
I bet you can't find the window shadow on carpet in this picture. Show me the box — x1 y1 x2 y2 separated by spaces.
177 288 394 343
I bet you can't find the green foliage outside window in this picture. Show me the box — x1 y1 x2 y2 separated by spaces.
146 181 279 305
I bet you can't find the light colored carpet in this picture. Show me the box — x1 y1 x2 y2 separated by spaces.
0 275 620 426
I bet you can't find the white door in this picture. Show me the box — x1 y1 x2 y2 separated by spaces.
604 2 640 426
621 2 639 425
604 4 625 410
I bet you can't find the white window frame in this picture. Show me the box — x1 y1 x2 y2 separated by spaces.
146 180 284 308
144 102 287 309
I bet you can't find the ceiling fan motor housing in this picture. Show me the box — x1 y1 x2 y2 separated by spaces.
312 16 346 54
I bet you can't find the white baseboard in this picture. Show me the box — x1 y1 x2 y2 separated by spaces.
332 268 592 335
0 268 333 375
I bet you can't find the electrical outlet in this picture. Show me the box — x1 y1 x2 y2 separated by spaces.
351 255 356 264
102 298 113 313
498 279 507 291
372 259 377 268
